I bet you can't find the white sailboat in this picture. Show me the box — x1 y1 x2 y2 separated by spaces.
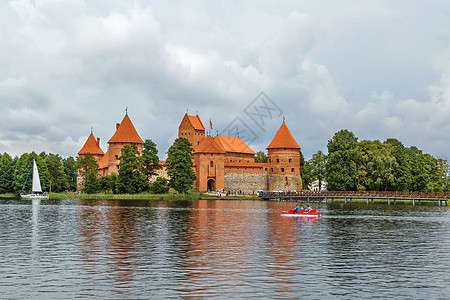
20 159 49 200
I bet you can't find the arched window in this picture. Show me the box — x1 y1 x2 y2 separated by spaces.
289 158 292 163
281 168 284 172
210 161 214 167
291 168 294 172
276 158 279 163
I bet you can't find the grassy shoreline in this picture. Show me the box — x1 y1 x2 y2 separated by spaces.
0 191 259 201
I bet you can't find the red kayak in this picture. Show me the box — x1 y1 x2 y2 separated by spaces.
280 209 322 217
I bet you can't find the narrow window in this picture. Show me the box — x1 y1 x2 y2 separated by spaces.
291 168 294 172
210 161 213 167
289 158 292 163
281 168 284 172
276 158 279 163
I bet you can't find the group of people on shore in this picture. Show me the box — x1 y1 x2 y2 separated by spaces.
293 204 312 213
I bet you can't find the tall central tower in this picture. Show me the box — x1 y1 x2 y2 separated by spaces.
178 113 205 149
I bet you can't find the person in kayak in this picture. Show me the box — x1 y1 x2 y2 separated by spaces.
305 205 311 213
294 205 300 213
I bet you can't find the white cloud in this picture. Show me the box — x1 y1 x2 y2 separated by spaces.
1 0 450 160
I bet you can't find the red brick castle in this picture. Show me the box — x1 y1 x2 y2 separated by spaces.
78 112 302 193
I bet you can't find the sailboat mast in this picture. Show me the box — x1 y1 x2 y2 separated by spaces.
20 161 33 194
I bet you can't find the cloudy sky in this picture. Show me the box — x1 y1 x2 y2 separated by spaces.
1 0 450 160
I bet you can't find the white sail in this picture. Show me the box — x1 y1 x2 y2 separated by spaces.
32 159 42 193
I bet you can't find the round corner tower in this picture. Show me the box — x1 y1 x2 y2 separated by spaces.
107 113 144 174
266 122 302 191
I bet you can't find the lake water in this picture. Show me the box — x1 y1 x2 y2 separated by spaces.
0 198 449 299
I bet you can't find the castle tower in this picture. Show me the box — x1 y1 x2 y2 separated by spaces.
193 135 226 191
266 122 302 191
77 132 104 190
107 113 144 174
178 113 205 149
78 132 104 162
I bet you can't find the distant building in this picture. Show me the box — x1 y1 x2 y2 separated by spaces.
309 180 327 192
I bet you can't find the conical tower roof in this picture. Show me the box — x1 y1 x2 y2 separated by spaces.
195 135 226 154
108 114 144 144
78 133 104 155
266 123 301 149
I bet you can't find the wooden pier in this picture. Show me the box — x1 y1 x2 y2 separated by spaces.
260 191 449 206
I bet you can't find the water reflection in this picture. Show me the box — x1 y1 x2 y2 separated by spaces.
0 199 449 298
76 200 145 298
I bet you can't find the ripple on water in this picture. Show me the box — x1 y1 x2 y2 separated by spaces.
0 199 450 298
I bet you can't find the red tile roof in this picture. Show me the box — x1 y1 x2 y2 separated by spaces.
225 162 267 168
187 114 205 131
215 136 256 155
267 123 301 149
108 114 144 144
98 151 109 169
78 133 104 155
195 135 226 154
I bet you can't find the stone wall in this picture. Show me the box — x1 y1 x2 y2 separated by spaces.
268 174 302 192
76 176 84 192
224 172 268 195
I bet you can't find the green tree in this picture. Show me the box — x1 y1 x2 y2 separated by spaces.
165 137 196 194
15 152 50 194
385 139 412 191
45 153 67 193
254 151 268 163
301 159 314 190
310 150 327 190
63 156 78 191
100 173 117 193
357 140 397 191
76 153 99 192
437 156 449 191
76 153 99 177
141 139 162 178
150 177 170 194
116 144 148 194
325 130 360 191
0 153 15 193
84 171 101 194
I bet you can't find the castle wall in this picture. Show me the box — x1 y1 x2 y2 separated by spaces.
268 174 302 192
224 172 268 195
194 153 225 191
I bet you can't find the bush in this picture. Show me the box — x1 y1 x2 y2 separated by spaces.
150 177 169 194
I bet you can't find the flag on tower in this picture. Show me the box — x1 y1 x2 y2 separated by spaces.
210 119 213 130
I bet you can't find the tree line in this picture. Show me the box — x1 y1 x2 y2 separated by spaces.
2 130 447 195
0 137 196 195
300 129 449 192
0 152 77 194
